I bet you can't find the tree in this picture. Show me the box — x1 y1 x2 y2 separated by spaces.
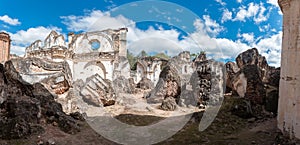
191 52 200 60
127 50 138 70
154 52 170 60
200 51 206 55
137 50 148 58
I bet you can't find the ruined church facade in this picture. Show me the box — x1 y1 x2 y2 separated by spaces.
25 28 129 82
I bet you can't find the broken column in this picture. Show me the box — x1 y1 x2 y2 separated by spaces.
278 0 300 139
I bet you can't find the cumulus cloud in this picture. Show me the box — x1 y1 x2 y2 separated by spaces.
61 10 134 32
9 26 62 56
234 3 259 22
10 26 62 46
221 9 233 23
202 15 224 37
233 2 269 24
59 9 282 66
0 15 21 26
178 20 281 67
127 26 186 56
258 24 271 32
10 45 26 56
237 0 243 3
61 10 186 56
178 19 251 61
9 9 281 67
254 31 282 67
253 3 268 24
238 32 255 43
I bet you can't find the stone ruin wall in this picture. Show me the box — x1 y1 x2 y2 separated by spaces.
278 0 300 139
24 28 129 82
0 32 10 63
16 28 130 113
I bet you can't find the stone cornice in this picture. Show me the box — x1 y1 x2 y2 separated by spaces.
278 0 292 12
0 36 10 41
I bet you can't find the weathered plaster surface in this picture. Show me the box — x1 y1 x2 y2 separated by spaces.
278 0 300 139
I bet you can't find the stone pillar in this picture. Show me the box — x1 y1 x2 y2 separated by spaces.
278 0 300 139
0 32 10 63
118 28 128 57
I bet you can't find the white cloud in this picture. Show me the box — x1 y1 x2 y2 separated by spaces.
10 45 26 56
234 3 259 22
254 31 282 67
6 8 281 67
185 19 281 66
233 2 269 24
61 10 134 32
221 9 232 23
202 15 224 37
215 0 226 6
238 32 255 43
215 38 251 60
253 3 268 24
60 10 282 66
267 0 282 15
267 0 279 7
178 19 251 61
237 0 242 3
0 15 21 26
61 10 185 56
259 24 271 32
10 26 62 46
9 26 62 56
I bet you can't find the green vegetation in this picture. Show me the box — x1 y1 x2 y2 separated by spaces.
139 50 148 57
191 51 206 60
154 52 170 60
191 53 199 60
127 50 137 70
127 50 170 70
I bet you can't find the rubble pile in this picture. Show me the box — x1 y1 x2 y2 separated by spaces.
225 48 280 117
0 61 82 139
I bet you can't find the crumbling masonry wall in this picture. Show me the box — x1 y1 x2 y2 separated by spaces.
0 32 10 63
278 0 300 139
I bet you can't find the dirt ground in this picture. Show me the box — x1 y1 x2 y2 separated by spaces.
0 112 284 145
0 95 298 145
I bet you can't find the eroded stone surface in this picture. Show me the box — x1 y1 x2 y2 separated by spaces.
17 28 130 114
0 62 82 139
147 52 225 110
137 77 154 90
135 56 168 85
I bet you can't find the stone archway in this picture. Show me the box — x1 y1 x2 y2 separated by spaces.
136 61 146 82
84 61 107 79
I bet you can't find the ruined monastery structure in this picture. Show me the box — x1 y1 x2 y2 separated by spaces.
24 28 129 82
135 56 167 85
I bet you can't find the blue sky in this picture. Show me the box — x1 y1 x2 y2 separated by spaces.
0 0 283 67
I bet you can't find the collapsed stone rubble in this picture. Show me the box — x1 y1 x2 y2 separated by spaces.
0 62 82 139
147 51 225 110
225 48 280 118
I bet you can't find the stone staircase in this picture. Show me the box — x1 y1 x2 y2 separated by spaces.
80 73 115 107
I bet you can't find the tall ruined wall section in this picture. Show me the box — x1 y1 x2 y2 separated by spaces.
0 32 10 63
278 0 300 139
